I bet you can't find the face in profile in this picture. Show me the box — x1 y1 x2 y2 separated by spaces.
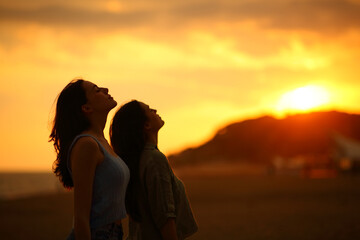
82 81 117 114
139 102 164 132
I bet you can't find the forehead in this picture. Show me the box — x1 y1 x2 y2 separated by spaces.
82 81 97 93
139 102 150 109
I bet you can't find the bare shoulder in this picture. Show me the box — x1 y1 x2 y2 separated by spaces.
70 136 103 165
73 136 98 148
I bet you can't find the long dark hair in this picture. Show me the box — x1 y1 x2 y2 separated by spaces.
110 100 147 221
49 79 90 189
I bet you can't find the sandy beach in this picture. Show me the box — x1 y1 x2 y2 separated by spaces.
0 192 73 240
1 170 360 240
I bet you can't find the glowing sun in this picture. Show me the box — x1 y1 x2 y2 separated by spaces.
277 85 330 113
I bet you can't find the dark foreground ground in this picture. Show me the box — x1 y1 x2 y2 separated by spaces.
1 169 360 240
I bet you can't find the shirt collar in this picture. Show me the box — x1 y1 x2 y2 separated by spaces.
144 142 158 150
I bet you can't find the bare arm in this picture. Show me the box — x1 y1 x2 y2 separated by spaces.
161 218 178 240
70 137 102 240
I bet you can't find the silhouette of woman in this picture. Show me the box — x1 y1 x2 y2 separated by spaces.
110 100 198 240
49 79 129 239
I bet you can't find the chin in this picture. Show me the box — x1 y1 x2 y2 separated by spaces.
111 100 118 108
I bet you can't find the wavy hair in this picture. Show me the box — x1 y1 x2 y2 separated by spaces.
110 100 147 221
49 79 90 188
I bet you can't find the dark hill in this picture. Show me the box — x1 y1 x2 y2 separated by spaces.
168 111 360 166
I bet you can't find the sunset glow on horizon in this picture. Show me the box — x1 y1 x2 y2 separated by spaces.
276 85 332 115
1 0 360 171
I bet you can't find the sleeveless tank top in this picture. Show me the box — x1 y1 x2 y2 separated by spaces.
67 134 130 228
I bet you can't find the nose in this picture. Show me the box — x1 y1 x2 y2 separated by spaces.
101 87 109 94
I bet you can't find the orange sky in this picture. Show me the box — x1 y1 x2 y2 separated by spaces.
1 0 360 171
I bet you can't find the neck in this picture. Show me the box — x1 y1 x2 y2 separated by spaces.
85 113 108 139
146 133 158 146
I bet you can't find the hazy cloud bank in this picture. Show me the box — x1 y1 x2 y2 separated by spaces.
1 0 360 32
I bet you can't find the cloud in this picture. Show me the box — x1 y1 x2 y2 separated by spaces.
0 6 153 29
1 0 360 33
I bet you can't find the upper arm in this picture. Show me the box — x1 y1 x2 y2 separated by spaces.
70 137 103 224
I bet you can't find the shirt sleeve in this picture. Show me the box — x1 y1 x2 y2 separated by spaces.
144 151 176 229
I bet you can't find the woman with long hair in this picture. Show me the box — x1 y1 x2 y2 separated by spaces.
49 79 129 240
110 100 197 240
